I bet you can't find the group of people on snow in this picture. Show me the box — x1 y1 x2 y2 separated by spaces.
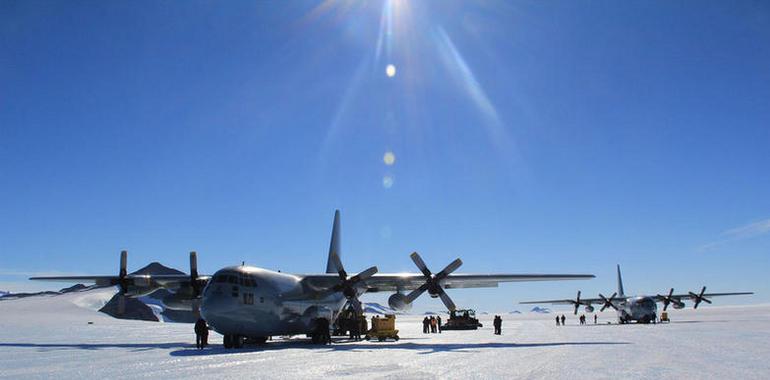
492 315 503 335
422 315 442 333
556 313 598 326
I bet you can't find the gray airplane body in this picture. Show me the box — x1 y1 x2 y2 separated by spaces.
31 210 594 347
522 265 753 324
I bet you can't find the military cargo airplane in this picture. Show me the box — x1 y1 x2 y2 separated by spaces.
32 210 594 348
521 265 753 324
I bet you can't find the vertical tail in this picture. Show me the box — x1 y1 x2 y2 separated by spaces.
616 264 625 297
325 210 342 274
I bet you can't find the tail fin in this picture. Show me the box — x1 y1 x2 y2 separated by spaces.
616 264 625 297
325 210 342 274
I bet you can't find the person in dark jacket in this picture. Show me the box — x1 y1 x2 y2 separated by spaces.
194 318 208 350
317 318 331 345
437 316 442 333
560 314 566 326
594 314 598 324
423 317 430 334
348 315 360 341
556 315 560 326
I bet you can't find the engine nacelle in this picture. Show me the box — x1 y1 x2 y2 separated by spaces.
585 305 595 313
673 302 685 310
162 292 195 311
388 293 412 311
125 285 159 298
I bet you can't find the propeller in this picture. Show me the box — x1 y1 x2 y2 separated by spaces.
324 252 378 314
116 250 129 315
689 286 711 309
658 288 684 311
571 291 582 315
404 252 463 312
189 251 206 317
599 292 618 312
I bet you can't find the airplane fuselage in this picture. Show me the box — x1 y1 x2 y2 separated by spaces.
200 266 348 338
615 296 657 323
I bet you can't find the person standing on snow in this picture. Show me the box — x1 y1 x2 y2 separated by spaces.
194 318 208 350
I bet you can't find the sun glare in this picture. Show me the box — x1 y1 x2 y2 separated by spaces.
383 151 396 165
386 64 396 77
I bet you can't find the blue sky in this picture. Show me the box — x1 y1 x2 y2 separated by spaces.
1 0 768 311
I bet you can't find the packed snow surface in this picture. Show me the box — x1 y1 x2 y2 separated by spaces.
1 290 769 379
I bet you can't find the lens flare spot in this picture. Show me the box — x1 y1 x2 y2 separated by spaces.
386 64 396 77
383 151 396 166
382 175 394 189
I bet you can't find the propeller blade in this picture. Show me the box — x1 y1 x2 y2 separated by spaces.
119 250 127 278
437 288 457 312
329 251 347 281
435 258 463 279
189 251 198 279
117 250 129 294
573 291 582 315
405 282 430 304
689 292 701 309
660 288 674 311
190 251 201 297
192 298 201 318
599 292 618 312
349 297 363 315
349 266 378 283
410 252 432 278
117 294 126 315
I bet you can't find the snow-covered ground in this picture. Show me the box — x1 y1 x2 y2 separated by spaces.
1 290 769 379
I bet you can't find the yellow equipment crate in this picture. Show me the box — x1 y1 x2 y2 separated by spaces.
365 315 400 342
660 311 670 323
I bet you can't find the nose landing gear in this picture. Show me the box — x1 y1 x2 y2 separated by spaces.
223 334 243 349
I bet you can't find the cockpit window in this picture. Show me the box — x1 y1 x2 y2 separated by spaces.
235 275 258 288
213 272 258 287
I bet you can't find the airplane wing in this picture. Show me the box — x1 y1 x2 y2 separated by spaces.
659 291 754 301
519 297 607 305
29 251 210 295
361 273 595 292
299 273 594 293
29 274 211 289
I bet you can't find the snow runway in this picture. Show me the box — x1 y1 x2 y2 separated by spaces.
1 290 769 379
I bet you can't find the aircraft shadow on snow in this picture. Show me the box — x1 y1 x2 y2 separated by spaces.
168 339 630 356
0 342 188 352
0 338 630 356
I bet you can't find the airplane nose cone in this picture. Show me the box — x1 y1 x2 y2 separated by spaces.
200 292 237 332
